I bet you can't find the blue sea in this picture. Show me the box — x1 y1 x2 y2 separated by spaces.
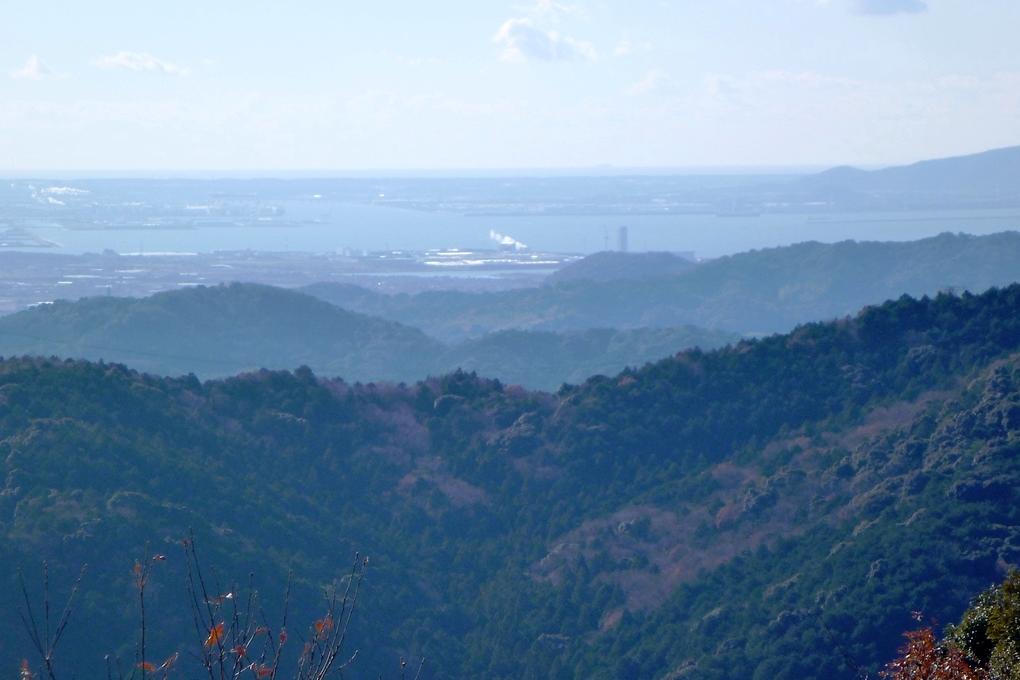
23 205 1020 260
4 176 1020 258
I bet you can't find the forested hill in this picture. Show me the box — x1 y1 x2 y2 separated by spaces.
435 325 737 390
0 283 736 388
2 285 1019 679
0 282 443 381
303 231 1020 339
546 250 696 284
805 144 1020 196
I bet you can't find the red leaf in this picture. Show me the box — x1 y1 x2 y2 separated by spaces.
204 622 225 647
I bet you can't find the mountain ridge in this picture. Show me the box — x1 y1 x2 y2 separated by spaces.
0 282 443 381
0 282 737 389
304 231 1020 339
805 145 1020 197
2 285 1019 678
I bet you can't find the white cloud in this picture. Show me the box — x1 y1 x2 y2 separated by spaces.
94 51 188 76
627 69 668 95
493 17 596 63
614 38 653 58
516 0 579 19
10 55 55 80
852 0 927 15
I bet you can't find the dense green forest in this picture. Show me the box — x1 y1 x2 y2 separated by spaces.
0 283 442 381
304 231 1020 340
0 283 735 389
3 285 1020 678
447 325 736 389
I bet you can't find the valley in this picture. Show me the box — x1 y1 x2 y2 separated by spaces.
1 285 1018 678
4 147 1020 679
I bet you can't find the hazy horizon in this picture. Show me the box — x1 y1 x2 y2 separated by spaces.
5 144 1012 179
0 164 832 180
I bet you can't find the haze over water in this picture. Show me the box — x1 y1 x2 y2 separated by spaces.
23 206 1020 260
9 179 1020 259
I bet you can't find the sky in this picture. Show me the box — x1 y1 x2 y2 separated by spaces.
2 0 1019 171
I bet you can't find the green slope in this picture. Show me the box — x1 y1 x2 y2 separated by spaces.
1 286 1019 678
439 326 737 390
0 283 736 389
0 282 443 382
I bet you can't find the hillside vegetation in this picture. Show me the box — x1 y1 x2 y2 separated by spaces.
0 283 735 389
2 285 1019 678
0 282 443 381
304 231 1020 339
437 325 736 389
